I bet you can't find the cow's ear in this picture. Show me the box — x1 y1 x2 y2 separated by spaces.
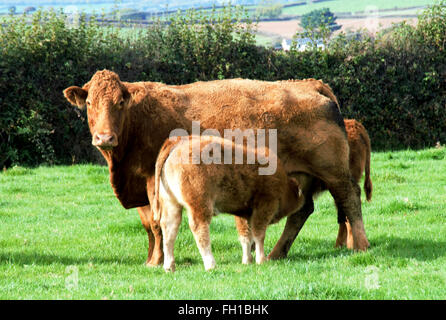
123 83 146 106
63 86 88 108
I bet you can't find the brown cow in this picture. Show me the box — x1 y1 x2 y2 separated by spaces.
236 118 373 252
63 70 369 266
153 135 305 272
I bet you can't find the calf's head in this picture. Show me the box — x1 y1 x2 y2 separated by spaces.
63 70 142 150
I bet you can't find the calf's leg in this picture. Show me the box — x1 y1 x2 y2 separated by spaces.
251 199 278 264
160 201 183 272
187 206 216 271
335 222 348 248
235 217 253 264
335 209 348 247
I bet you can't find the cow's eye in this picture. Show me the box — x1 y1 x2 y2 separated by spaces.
119 100 125 108
86 100 91 107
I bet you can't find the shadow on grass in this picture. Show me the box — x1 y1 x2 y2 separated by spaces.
280 236 446 263
1 236 444 268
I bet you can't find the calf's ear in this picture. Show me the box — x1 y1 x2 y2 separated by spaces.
63 86 88 108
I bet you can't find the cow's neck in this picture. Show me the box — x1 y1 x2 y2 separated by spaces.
112 92 188 176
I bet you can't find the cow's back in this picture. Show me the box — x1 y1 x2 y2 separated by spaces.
169 79 335 130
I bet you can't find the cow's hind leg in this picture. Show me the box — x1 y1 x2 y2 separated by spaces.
307 143 369 251
187 205 216 271
328 178 369 251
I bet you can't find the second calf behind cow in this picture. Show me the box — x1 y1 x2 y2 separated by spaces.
154 135 305 272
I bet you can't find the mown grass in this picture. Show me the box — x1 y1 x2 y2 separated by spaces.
0 148 445 299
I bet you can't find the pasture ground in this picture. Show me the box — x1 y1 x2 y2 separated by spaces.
0 148 445 299
255 17 418 42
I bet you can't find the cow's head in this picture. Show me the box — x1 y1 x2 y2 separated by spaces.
63 70 144 150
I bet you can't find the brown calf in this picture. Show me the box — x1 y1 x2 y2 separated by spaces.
154 136 304 272
335 119 373 247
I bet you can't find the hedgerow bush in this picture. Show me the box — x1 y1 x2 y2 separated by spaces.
0 2 445 167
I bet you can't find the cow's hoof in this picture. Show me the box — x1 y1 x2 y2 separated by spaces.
145 261 158 267
351 226 370 251
334 241 346 248
354 239 370 252
145 257 163 267
267 250 287 261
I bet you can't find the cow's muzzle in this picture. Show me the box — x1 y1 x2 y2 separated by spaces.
92 132 118 149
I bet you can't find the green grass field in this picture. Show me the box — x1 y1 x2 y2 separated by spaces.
282 0 435 15
0 148 445 299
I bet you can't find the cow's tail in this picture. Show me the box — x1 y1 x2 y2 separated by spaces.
153 136 182 222
317 80 340 111
362 127 373 202
287 78 340 110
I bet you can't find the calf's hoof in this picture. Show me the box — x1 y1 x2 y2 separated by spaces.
203 259 216 271
164 264 176 273
242 254 253 265
256 256 267 265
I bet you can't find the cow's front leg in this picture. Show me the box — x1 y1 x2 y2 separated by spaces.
145 176 163 266
137 205 157 265
267 197 314 260
147 213 164 266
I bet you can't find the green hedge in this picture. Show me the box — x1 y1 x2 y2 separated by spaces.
0 3 445 168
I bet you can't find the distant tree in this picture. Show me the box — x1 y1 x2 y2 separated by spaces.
294 8 341 51
8 6 16 14
24 7 36 14
300 8 340 31
255 0 283 19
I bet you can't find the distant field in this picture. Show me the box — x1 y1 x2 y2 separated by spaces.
282 0 435 16
255 16 418 41
0 148 445 299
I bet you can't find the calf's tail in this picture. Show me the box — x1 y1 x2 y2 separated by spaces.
363 130 373 202
153 136 183 221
